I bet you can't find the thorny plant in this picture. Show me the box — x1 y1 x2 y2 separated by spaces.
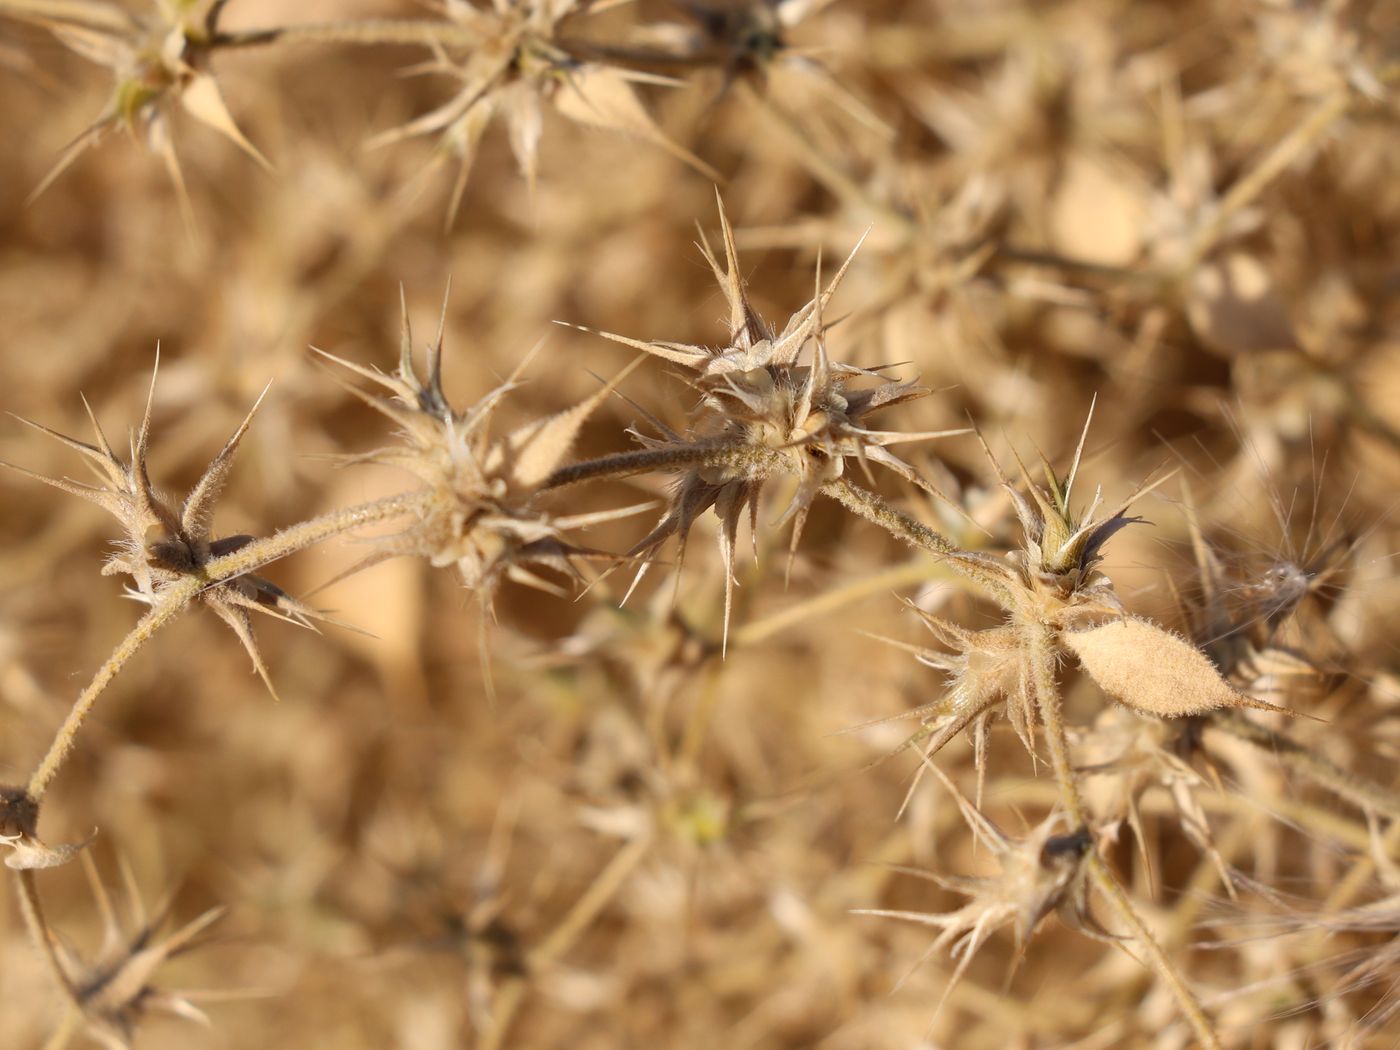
5 0 736 224
6 194 1399 1048
4 2 1400 1044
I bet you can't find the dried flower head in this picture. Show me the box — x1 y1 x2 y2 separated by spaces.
3 362 331 702
574 197 963 647
44 854 226 1050
22 0 268 214
318 290 642 625
888 413 1280 792
857 765 1103 1014
368 0 717 223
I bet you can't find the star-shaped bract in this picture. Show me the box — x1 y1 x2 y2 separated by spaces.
575 197 963 650
4 362 330 702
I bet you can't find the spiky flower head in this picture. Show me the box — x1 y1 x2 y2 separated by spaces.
42 854 226 1050
883 414 1284 784
369 0 716 223
319 290 641 615
574 197 963 647
2 363 334 702
977 399 1160 593
857 765 1103 1015
22 0 269 213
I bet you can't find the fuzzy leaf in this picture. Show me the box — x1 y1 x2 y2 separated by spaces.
1065 617 1283 718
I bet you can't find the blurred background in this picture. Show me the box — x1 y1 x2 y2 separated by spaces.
1 1 1399 1046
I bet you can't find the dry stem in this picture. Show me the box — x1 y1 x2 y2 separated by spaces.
1030 628 1223 1050
26 490 430 801
15 869 75 1000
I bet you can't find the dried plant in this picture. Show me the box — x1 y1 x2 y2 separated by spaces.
2 1 1400 1047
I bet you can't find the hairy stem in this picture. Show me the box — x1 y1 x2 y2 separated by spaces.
26 598 189 801
27 490 429 801
819 476 953 553
543 442 755 490
1031 634 1222 1050
819 476 1011 601
1084 855 1221 1050
200 489 430 585
1205 709 1400 821
209 19 481 50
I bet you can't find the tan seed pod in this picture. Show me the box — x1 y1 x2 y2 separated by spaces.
1065 617 1284 718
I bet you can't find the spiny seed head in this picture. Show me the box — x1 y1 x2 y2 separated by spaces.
368 0 716 223
892 609 1034 788
319 289 639 608
856 766 1103 1016
48 854 226 1050
579 197 963 649
3 361 334 702
971 404 1170 624
26 0 269 208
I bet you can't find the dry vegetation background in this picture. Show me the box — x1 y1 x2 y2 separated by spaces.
1 1 1400 1047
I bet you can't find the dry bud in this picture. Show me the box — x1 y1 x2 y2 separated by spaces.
1064 616 1284 719
0 784 92 870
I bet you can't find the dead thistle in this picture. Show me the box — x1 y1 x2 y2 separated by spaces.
19 0 269 217
318 290 647 686
856 764 1102 1016
363 0 718 223
4 363 336 706
563 197 964 649
17 852 226 1050
3 359 429 806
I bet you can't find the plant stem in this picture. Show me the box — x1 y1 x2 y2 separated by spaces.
1084 854 1222 1050
26 597 189 802
544 442 753 490
819 476 1011 601
1031 635 1222 1050
819 476 953 553
209 19 480 51
26 490 429 801
15 869 75 1000
200 490 430 585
